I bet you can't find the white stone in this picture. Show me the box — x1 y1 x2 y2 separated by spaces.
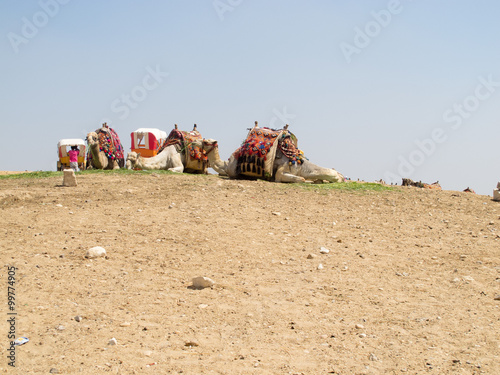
192 276 215 289
63 169 77 187
320 247 330 254
108 338 117 345
86 246 106 258
272 212 281 216
317 264 324 270
493 188 500 202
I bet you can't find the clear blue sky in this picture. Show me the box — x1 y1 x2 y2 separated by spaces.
1 0 499 195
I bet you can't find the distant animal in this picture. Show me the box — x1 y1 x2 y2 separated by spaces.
402 178 441 190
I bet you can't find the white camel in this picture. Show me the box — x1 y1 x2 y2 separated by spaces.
126 136 226 175
222 123 344 183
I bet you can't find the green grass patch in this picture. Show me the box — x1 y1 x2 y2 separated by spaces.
0 171 63 180
0 168 188 180
290 181 396 192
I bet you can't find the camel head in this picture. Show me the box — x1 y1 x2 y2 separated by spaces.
126 151 139 169
86 132 99 146
202 138 219 152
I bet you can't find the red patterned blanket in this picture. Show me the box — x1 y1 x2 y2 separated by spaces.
234 126 305 178
87 125 125 167
158 127 208 172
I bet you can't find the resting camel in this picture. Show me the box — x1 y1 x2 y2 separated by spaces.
86 125 123 170
221 122 344 183
126 125 226 174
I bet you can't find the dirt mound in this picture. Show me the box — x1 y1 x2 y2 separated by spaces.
1 173 499 374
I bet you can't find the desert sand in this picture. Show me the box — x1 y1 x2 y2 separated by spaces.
1 172 499 374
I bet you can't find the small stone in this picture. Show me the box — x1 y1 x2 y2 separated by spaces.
355 324 364 329
49 368 59 374
369 353 378 361
307 254 317 259
317 264 324 270
272 212 281 216
86 246 106 258
56 325 65 331
108 338 117 345
143 350 153 357
320 247 330 254
168 203 175 209
74 315 82 322
359 333 367 338
185 341 199 347
192 276 215 289
494 295 500 301
120 322 131 327
63 169 77 187
463 276 474 282
199 304 208 309
55 204 63 207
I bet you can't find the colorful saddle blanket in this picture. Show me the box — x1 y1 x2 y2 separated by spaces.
158 128 208 172
87 126 125 167
233 126 305 179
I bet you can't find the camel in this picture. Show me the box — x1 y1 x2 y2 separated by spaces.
86 123 124 170
126 126 227 174
221 122 344 183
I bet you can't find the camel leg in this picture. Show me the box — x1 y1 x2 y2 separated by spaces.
168 166 184 173
275 165 306 183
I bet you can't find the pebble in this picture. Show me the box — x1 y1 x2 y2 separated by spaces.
463 276 474 282
185 341 199 347
192 276 215 289
307 254 317 259
199 304 209 309
369 353 378 361
355 324 364 329
86 246 106 258
272 212 281 216
55 204 63 207
49 368 59 374
143 350 153 357
494 295 500 301
74 315 82 322
56 325 65 331
320 247 330 254
120 322 131 327
317 264 324 270
108 338 117 346
359 333 367 338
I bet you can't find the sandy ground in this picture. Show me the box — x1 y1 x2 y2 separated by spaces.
1 172 499 374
